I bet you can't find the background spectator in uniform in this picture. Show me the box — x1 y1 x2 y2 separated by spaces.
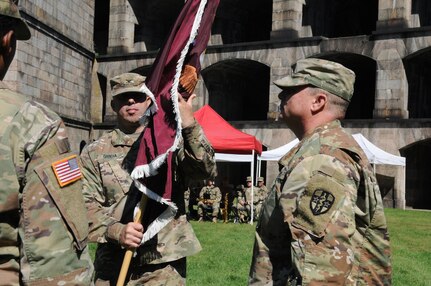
232 184 249 223
197 179 222 223
244 176 259 220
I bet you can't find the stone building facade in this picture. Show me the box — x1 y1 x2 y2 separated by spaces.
8 0 431 210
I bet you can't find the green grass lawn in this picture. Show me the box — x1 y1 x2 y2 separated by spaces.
384 208 431 286
187 209 431 286
90 208 431 285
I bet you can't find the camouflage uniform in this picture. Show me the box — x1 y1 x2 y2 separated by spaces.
80 122 216 285
244 184 260 221
0 82 94 285
255 179 269 221
257 178 269 202
184 188 190 217
197 184 222 219
232 186 249 223
249 120 392 285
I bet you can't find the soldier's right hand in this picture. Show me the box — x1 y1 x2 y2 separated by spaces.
119 222 144 249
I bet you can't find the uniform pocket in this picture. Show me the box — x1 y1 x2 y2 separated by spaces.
34 156 89 251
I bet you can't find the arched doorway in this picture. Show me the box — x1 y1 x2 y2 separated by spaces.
401 139 431 210
404 48 431 118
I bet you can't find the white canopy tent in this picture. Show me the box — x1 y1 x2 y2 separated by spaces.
258 133 406 166
351 134 405 166
214 152 257 223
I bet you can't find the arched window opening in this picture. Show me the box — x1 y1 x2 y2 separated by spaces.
313 53 376 119
412 0 431 27
211 0 272 44
202 59 270 121
94 0 110 55
404 48 431 118
130 0 183 51
302 0 378 38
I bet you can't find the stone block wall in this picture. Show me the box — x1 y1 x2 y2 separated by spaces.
4 0 96 151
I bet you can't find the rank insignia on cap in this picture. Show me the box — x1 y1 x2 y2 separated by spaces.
310 189 335 215
52 155 83 187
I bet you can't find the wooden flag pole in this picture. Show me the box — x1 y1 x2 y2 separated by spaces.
116 195 148 286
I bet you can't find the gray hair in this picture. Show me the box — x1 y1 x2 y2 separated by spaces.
308 86 349 118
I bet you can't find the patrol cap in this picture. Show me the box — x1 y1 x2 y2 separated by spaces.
274 58 355 102
110 73 146 97
258 177 264 182
246 176 252 182
0 0 31 40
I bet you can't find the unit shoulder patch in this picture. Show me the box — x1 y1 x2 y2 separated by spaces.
310 189 335 215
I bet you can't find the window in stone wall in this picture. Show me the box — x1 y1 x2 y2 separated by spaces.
412 0 431 27
211 0 272 44
94 0 110 55
202 59 270 121
312 53 376 119
302 0 378 38
131 0 183 51
404 48 431 118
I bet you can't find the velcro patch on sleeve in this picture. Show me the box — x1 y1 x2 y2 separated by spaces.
51 155 83 187
292 172 346 238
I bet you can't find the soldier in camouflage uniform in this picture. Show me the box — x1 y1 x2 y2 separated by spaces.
249 58 392 285
254 177 268 221
184 187 191 219
257 177 268 201
0 1 94 285
197 179 222 223
232 184 249 223
244 176 259 221
80 73 217 285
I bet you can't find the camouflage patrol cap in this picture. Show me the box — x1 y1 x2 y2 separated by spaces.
275 58 355 102
110 73 146 97
0 0 31 40
258 177 264 182
246 176 252 182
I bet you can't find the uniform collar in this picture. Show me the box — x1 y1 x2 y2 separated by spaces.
278 120 342 166
111 128 141 147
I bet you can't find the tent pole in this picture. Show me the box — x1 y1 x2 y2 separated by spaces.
257 158 261 181
250 150 255 224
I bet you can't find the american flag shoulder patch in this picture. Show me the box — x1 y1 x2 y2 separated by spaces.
51 155 83 187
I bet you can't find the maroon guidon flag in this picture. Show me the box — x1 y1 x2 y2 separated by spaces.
130 0 219 244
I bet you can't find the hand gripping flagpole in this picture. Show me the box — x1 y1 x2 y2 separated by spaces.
116 195 148 286
116 0 219 285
